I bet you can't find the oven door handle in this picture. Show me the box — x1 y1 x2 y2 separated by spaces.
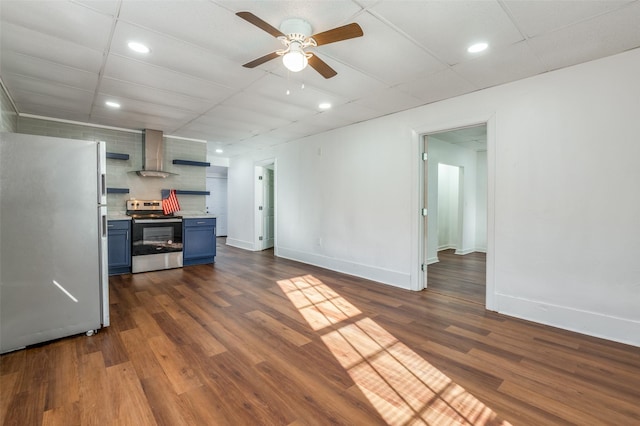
134 219 183 224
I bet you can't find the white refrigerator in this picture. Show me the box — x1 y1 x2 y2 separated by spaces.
0 132 109 353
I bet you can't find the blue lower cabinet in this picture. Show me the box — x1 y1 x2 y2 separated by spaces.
108 220 131 275
183 218 216 266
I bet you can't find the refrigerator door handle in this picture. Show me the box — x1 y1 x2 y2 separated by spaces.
97 141 107 205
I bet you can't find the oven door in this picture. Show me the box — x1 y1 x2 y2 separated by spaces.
131 218 183 256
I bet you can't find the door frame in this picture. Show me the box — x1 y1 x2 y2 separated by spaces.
414 115 496 311
254 158 277 253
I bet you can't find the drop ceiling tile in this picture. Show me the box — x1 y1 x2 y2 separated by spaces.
118 0 274 62
0 51 99 91
5 74 93 106
395 68 477 105
318 12 446 85
103 54 236 101
452 41 546 89
249 74 349 111
182 115 261 140
9 85 92 114
1 22 104 73
327 102 381 125
352 86 425 113
222 92 315 122
203 105 294 130
370 0 523 66
503 0 632 38
73 0 121 17
13 102 90 123
93 93 199 124
99 78 218 114
527 2 640 72
90 111 186 133
109 21 263 89
0 0 114 50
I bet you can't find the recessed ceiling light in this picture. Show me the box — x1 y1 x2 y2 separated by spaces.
215 148 223 154
467 42 488 53
128 41 150 54
105 101 120 108
318 102 331 110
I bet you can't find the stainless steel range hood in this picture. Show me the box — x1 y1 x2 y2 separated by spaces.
135 129 176 178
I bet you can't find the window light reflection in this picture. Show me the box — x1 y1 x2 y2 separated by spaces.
277 275 511 425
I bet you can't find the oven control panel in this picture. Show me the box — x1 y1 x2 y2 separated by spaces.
127 200 163 212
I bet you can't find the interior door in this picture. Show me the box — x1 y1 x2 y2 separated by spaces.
206 176 228 236
262 168 275 249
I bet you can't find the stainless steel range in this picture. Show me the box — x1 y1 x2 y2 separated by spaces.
127 200 183 273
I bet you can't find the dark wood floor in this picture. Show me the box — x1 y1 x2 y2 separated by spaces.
428 249 486 305
2 240 640 425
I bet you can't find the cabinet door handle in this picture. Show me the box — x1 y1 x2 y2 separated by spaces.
197 221 206 224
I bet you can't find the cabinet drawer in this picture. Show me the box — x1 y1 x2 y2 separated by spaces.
184 218 216 227
107 220 130 230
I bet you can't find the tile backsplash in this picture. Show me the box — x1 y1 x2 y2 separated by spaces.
17 117 207 212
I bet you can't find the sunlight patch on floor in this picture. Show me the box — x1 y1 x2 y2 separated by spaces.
277 275 511 426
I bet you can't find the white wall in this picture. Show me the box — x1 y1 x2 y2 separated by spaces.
437 164 460 251
427 138 485 263
475 151 488 252
227 48 640 346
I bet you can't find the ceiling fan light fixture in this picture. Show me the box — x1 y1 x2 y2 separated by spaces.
282 43 308 72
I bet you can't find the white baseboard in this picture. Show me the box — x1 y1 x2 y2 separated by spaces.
496 293 640 347
277 247 412 290
426 257 439 265
438 245 456 251
225 238 255 251
454 248 475 255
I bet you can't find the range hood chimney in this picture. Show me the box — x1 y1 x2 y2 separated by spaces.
135 129 175 178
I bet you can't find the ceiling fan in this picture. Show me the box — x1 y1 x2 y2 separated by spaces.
236 11 363 79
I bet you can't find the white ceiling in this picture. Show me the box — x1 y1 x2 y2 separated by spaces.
2 0 639 158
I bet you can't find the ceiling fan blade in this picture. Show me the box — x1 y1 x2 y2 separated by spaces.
243 52 280 68
308 54 337 79
236 11 285 38
312 23 363 46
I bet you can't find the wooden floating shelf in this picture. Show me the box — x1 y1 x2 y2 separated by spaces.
106 152 129 160
172 159 210 167
164 190 210 196
107 188 129 194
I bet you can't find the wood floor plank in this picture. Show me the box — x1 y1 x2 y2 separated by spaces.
244 310 312 347
147 334 202 395
105 361 157 425
78 351 112 425
0 372 20 424
42 402 80 426
44 341 79 411
2 241 640 425
154 294 227 357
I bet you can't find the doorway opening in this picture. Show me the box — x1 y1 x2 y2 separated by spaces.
423 124 487 305
255 160 276 252
206 166 228 237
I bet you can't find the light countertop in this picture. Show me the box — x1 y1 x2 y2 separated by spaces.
107 211 216 220
107 212 131 221
178 211 217 219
